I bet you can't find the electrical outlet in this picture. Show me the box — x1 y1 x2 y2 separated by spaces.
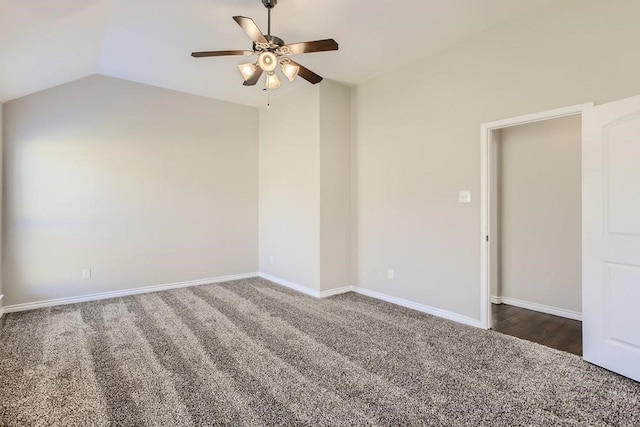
388 269 394 280
269 255 274 264
82 268 91 279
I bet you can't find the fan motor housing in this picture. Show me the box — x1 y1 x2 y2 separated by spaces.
253 35 285 52
262 0 277 8
266 35 284 46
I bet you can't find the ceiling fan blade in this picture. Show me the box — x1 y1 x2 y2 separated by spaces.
289 59 323 84
243 67 264 86
283 39 338 55
233 16 268 44
191 50 249 58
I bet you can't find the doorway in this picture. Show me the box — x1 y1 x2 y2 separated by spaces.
479 103 594 352
482 95 640 381
492 115 583 354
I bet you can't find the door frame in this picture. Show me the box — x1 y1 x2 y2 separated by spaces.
479 102 594 330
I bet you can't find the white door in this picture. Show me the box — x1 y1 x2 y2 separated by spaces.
583 94 640 381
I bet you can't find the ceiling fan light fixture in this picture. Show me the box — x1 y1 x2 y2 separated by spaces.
237 62 258 81
191 1 338 90
258 51 278 72
281 61 299 82
265 71 281 89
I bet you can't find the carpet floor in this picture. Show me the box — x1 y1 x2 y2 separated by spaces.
1 278 639 426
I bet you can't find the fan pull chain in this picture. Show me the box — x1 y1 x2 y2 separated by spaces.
264 87 270 109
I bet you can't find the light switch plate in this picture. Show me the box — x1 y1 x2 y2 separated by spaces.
458 191 471 203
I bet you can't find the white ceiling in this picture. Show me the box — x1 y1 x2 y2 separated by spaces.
0 0 551 107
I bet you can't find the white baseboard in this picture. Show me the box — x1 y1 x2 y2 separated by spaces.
2 273 259 314
258 273 352 299
0 294 4 319
352 287 484 329
259 274 483 329
3 270 487 331
319 286 354 298
258 273 321 297
491 295 502 304
494 296 582 321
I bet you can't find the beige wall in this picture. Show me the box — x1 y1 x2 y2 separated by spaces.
259 84 321 290
498 115 582 313
5 0 640 322
354 0 640 320
3 75 258 306
259 81 351 292
0 102 3 311
320 81 352 292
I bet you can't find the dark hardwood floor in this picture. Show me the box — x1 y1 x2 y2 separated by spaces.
491 303 582 356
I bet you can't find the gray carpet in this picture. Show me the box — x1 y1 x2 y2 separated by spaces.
1 278 639 426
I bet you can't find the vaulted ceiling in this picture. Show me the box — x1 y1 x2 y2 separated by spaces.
0 0 551 107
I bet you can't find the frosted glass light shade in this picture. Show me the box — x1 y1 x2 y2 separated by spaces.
281 61 299 82
258 52 277 72
237 63 257 81
265 71 281 89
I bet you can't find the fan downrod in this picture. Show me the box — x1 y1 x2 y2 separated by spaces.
262 0 277 37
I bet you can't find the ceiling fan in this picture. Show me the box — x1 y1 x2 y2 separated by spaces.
191 0 338 90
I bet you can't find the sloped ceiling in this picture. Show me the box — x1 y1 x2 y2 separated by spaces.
0 0 551 107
